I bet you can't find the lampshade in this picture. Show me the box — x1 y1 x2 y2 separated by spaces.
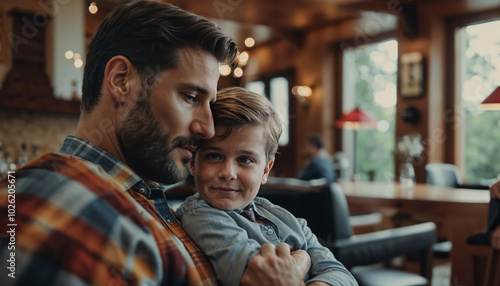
480 87 500 110
335 108 378 130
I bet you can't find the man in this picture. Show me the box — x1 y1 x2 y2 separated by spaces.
298 134 335 182
0 1 310 285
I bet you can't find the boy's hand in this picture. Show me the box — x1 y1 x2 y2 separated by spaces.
241 243 311 286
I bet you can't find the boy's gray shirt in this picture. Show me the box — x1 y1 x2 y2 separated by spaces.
175 193 357 286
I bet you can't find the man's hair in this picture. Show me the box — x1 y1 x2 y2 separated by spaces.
82 0 238 113
306 134 323 149
211 87 282 162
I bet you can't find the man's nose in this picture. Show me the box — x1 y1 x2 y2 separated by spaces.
191 103 215 139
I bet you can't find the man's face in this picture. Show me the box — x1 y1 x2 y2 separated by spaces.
117 47 219 184
191 125 274 210
303 140 317 159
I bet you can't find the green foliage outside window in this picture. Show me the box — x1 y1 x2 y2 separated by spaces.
343 40 397 181
461 20 500 184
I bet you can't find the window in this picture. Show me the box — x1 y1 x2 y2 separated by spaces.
246 77 290 146
457 19 500 184
270 77 289 145
245 81 265 98
341 39 398 181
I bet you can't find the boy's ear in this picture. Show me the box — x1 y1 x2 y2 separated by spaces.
189 157 196 176
261 158 275 185
104 56 134 106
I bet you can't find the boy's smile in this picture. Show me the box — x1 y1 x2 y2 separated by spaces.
190 124 274 210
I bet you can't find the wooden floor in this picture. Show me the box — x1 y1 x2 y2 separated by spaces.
432 258 451 286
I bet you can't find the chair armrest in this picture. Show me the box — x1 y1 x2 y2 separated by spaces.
467 233 490 245
349 212 382 227
331 222 436 268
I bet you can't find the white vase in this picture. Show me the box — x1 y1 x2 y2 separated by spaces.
399 162 415 190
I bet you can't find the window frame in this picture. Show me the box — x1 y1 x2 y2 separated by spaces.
445 9 500 177
333 32 397 180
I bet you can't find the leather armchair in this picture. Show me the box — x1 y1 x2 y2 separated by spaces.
425 163 487 190
425 163 463 187
258 178 436 286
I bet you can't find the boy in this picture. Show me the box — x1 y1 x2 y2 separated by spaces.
175 87 357 286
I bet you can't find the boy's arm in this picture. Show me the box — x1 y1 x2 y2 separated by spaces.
297 218 358 286
177 202 262 286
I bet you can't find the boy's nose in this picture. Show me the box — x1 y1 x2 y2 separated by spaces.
218 162 237 181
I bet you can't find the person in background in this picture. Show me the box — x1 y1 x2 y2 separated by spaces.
298 134 335 182
488 180 500 249
176 87 357 286
0 1 310 285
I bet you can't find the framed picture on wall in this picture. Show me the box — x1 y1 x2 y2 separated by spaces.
399 52 424 98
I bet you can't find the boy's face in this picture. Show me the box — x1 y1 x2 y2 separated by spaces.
190 124 274 210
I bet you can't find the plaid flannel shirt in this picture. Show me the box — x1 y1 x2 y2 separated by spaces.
0 136 216 286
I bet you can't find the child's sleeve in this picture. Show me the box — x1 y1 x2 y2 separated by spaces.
298 218 358 286
176 198 261 286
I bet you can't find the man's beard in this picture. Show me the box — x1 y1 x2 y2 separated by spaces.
117 97 194 185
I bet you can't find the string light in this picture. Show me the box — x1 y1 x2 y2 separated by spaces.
219 64 231 76
65 50 74 60
244 37 255 48
292 85 312 98
89 2 98 14
234 67 243 78
238 51 249 65
74 59 83 68
65 50 84 69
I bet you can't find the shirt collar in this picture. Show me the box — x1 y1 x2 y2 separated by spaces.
59 135 151 194
234 201 258 214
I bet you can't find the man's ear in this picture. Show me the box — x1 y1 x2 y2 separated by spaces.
261 158 275 185
104 56 134 106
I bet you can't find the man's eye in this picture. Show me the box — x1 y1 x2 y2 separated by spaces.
184 93 196 102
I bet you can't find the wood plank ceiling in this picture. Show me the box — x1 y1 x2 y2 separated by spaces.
95 0 429 49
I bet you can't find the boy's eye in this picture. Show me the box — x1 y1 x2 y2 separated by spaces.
206 153 222 160
238 157 255 164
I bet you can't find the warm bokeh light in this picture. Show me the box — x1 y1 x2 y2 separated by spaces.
292 85 312 98
74 59 83 68
234 67 243 78
89 2 98 14
65 50 74 60
238 51 249 65
244 37 255 48
219 64 231 76
73 53 81 60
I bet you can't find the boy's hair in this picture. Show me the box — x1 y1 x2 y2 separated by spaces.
211 87 283 162
82 0 237 113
